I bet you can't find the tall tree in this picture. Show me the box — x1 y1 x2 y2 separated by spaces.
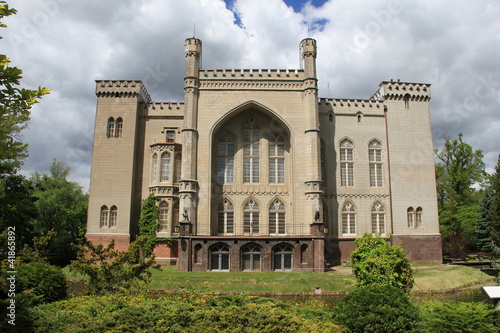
488 154 500 247
29 160 88 264
0 1 50 174
435 133 487 254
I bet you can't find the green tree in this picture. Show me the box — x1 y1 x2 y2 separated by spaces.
350 233 414 293
29 160 88 264
70 238 159 295
435 133 487 254
334 284 420 333
0 1 50 174
476 188 493 252
0 173 36 259
138 193 159 257
487 154 500 247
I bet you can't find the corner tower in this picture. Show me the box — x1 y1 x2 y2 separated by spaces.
300 38 324 221
179 38 202 232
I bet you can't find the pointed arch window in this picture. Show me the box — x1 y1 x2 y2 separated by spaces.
416 207 423 228
341 202 356 235
217 132 235 184
269 199 286 234
218 200 234 234
243 199 260 234
107 118 115 138
159 201 169 232
241 244 261 271
109 206 117 228
160 152 171 182
151 153 158 183
243 118 260 183
340 139 354 186
100 205 109 228
269 133 285 184
369 140 383 187
407 207 415 228
273 244 293 271
371 202 385 234
210 244 230 271
115 118 123 138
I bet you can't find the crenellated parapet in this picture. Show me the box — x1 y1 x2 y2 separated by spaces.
95 80 152 103
372 80 431 101
201 68 304 79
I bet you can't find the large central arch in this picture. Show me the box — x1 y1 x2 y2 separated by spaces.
208 100 293 236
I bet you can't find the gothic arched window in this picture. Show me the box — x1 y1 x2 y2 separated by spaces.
371 202 385 234
341 202 356 235
243 199 260 234
217 200 234 234
217 132 235 184
340 139 354 186
273 244 293 271
269 199 286 234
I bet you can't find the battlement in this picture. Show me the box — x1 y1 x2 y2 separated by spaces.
319 98 384 108
147 101 184 110
371 80 431 101
95 80 152 103
200 68 304 79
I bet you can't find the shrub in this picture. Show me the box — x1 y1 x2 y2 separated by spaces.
350 233 414 292
31 293 341 332
418 301 499 333
5 262 67 305
334 284 420 333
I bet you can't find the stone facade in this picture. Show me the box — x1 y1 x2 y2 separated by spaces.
86 38 442 272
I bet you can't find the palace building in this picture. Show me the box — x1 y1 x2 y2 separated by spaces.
86 38 442 272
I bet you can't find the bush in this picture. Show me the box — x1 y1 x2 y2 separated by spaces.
418 301 499 333
334 284 420 333
3 262 66 305
350 233 414 292
31 293 341 332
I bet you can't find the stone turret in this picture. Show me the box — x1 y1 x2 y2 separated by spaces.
179 37 202 235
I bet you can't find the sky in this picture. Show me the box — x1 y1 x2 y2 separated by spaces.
2 0 499 192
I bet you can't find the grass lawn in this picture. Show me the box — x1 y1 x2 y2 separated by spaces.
65 264 496 294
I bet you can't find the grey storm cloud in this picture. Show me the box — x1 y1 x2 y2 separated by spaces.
2 0 499 191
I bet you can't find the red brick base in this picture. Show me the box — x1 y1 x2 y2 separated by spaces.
85 234 131 251
326 234 443 265
391 234 442 264
154 243 179 265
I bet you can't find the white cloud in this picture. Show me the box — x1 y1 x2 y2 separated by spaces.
2 0 499 191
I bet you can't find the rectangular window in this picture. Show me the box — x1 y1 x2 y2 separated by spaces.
269 142 285 183
166 130 175 142
269 212 285 234
218 142 234 184
371 213 385 233
342 213 356 235
218 212 234 234
341 162 354 186
243 142 259 183
369 146 383 187
244 212 259 234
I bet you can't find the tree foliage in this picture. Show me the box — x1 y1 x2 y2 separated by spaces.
0 1 50 174
487 154 500 247
350 233 414 293
435 133 487 253
29 160 88 264
31 293 340 333
418 301 499 333
70 238 160 295
138 193 159 257
334 284 420 333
